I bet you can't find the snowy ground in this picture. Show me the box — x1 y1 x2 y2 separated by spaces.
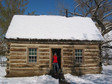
0 65 112 84
65 65 112 84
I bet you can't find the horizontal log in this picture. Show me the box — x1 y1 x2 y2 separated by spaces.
11 43 98 47
39 55 50 57
63 67 100 70
83 65 99 67
63 57 73 60
63 53 73 56
39 53 50 55
39 49 50 52
6 70 49 77
75 45 98 47
38 68 50 70
39 60 49 64
75 66 100 69
10 43 99 49
11 43 39 47
10 48 26 51
63 49 73 52
63 65 74 68
63 46 74 48
84 56 99 59
84 61 99 64
64 60 73 64
10 56 26 59
39 48 50 50
10 60 26 63
84 59 99 61
85 49 99 52
63 52 73 54
10 64 39 68
11 45 25 47
39 56 49 59
85 47 98 49
10 47 27 49
10 68 38 71
63 48 73 50
39 52 50 54
63 55 73 57
73 64 99 67
39 46 49 48
9 68 49 73
10 52 27 55
84 52 99 54
84 54 99 56
39 65 49 68
63 48 74 51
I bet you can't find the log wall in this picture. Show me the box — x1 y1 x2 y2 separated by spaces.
62 45 101 75
6 42 102 77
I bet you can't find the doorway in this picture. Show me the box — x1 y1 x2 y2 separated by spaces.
52 48 61 69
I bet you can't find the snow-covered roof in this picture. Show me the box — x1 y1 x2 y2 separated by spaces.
5 15 104 41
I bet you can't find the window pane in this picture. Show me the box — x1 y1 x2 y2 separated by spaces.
75 49 83 64
29 48 37 63
29 48 31 51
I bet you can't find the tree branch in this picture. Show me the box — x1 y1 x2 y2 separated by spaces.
102 27 112 36
102 12 112 20
74 4 81 12
68 12 84 17
92 16 105 32
94 0 104 16
102 40 112 44
105 23 112 28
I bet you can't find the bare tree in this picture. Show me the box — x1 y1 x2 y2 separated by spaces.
0 0 30 56
73 0 112 35
57 0 112 37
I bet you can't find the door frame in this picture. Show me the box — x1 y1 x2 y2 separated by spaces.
50 47 63 70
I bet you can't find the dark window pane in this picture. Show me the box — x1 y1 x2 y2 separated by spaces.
29 48 31 51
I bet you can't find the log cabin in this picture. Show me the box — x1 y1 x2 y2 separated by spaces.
5 15 104 77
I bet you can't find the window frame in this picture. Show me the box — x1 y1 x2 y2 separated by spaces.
74 48 84 65
27 48 38 64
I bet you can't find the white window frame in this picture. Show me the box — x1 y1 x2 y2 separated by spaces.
28 48 37 63
75 49 83 64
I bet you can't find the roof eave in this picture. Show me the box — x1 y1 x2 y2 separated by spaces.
5 37 103 43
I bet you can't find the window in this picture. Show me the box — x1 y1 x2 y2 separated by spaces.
75 49 83 64
28 48 37 63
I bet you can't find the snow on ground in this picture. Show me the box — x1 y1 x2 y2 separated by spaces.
65 65 112 84
0 65 112 84
0 67 58 84
0 66 6 77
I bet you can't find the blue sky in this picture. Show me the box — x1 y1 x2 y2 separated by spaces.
25 0 74 15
